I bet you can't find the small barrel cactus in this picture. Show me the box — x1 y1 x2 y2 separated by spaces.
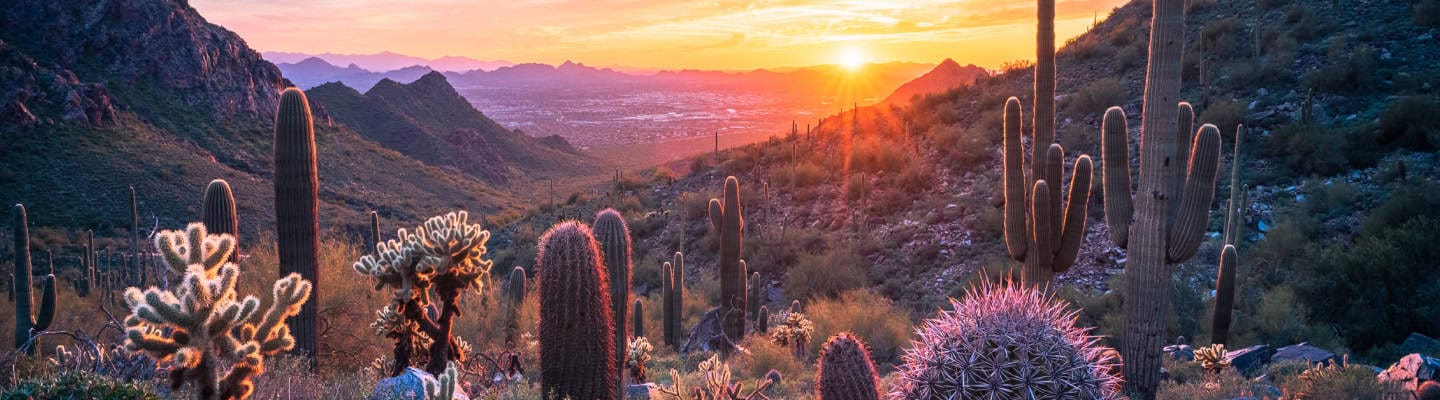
890 280 1122 399
816 333 880 400
537 221 617 400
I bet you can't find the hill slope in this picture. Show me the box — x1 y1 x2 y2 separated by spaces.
881 59 989 105
306 72 594 185
0 0 521 237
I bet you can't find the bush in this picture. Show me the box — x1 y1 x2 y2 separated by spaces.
1301 179 1360 216
1064 78 1129 118
1197 99 1247 134
0 371 159 399
1361 181 1440 237
1306 39 1378 94
807 290 912 367
1268 123 1352 176
1282 360 1407 399
848 136 907 174
784 246 867 301
1419 0 1440 27
736 336 806 379
1376 95 1440 151
929 123 993 172
1198 17 1242 60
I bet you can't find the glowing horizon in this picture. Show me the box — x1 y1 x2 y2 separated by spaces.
191 0 1126 71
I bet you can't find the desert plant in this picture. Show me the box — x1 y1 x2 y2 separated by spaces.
422 362 460 400
657 355 778 400
122 222 311 400
593 208 632 398
890 280 1122 399
1101 1 1224 394
352 211 491 376
273 87 320 369
1000 96 1094 284
755 306 769 334
1192 344 1230 374
536 221 617 400
709 176 747 341
1211 245 1238 346
769 305 814 361
625 337 654 383
662 260 673 347
662 251 685 349
633 299 644 338
747 271 762 323
815 333 880 400
12 204 55 356
367 211 381 255
202 180 237 251
130 186 143 286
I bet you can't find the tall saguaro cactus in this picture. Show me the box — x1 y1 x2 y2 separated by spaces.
661 261 673 346
12 205 55 355
593 208 632 399
1034 0 1056 181
368 211 381 254
1212 124 1246 346
273 87 320 369
130 186 141 286
663 251 685 350
709 176 746 340
1001 97 1094 284
1102 1 1222 394
536 221 617 400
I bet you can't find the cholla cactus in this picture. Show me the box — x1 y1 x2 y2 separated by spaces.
659 355 778 400
1193 344 1230 373
626 337 654 383
769 308 814 360
423 362 462 400
123 223 312 400
49 345 78 368
890 280 1121 400
353 211 491 376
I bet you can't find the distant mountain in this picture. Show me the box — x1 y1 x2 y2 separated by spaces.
276 57 434 90
306 72 592 184
0 0 531 234
263 51 511 72
882 59 989 105
445 60 634 85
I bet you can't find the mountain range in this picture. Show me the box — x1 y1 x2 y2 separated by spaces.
263 51 511 72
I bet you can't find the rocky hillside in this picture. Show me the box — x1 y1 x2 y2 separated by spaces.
0 0 526 237
881 58 988 106
306 72 595 185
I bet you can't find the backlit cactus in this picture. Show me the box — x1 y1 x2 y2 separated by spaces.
747 271 762 323
816 333 880 400
708 176 746 340
662 260 674 346
423 362 461 400
667 251 685 350
353 211 491 375
505 265 526 344
890 281 1122 399
77 230 94 297
368 211 381 254
273 87 320 369
1000 97 1094 284
123 222 312 400
202 180 238 254
633 299 644 338
13 204 55 355
537 221 617 400
1101 1 1223 395
1213 124 1245 346
593 208 632 399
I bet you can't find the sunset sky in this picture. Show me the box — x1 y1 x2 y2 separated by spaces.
191 0 1128 71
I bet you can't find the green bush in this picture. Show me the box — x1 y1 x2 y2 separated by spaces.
1268 123 1352 176
1197 99 1247 134
1376 95 1440 152
1305 38 1378 94
1 371 159 400
784 246 867 301
1064 78 1129 118
807 289 912 367
930 123 994 172
1419 0 1440 27
1301 179 1360 216
1361 181 1440 237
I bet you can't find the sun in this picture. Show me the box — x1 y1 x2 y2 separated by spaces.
838 46 867 71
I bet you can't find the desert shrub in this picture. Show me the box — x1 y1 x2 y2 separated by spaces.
1306 38 1378 94
1301 179 1360 216
0 371 159 399
1281 360 1407 399
1157 365 1258 400
1419 0 1440 27
1108 15 1140 47
893 159 934 195
929 123 993 172
1376 95 1440 151
1197 99 1247 134
1233 285 1339 349
844 173 869 202
790 161 828 188
1063 33 1104 62
736 336 805 379
1284 5 1325 40
677 191 710 222
784 246 867 301
848 136 907 174
1064 78 1129 117
1361 181 1440 237
1117 42 1146 72
1198 17 1242 60
1268 123 1352 176
1293 217 1440 356
807 290 912 367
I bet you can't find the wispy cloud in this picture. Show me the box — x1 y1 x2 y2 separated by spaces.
192 0 1128 69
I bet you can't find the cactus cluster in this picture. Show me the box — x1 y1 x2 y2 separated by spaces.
1213 125 1247 346
890 281 1122 399
815 333 880 400
12 204 56 356
536 221 617 400
708 176 747 340
76 229 96 297
273 87 320 368
353 211 492 376
661 251 684 349
1101 1 1223 394
593 208 632 397
122 222 312 400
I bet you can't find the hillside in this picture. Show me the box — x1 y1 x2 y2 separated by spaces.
305 72 595 185
881 58 989 105
0 0 525 237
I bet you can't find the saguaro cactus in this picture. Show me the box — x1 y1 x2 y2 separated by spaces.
273 87 320 369
130 186 142 286
123 223 311 400
593 208 632 399
1223 125 1246 247
815 333 880 400
505 266 526 344
536 221 617 400
632 299 644 338
669 252 684 349
202 180 239 248
661 261 673 346
13 205 55 355
1102 1 1222 394
368 211 381 254
756 306 770 334
1001 97 1094 284
708 176 746 340
1211 245 1237 345
748 271 762 322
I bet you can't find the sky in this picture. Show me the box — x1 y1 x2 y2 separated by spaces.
191 0 1130 71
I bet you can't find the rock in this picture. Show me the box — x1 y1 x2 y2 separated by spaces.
1379 353 1440 393
1163 344 1194 362
1271 343 1335 365
370 367 470 400
1400 333 1440 356
682 307 738 355
1225 345 1275 376
626 383 657 399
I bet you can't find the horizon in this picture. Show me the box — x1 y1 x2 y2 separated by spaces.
191 0 1126 71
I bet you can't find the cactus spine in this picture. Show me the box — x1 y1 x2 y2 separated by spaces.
1103 1 1222 395
13 204 55 355
708 176 746 340
202 180 239 250
1001 97 1094 284
537 221 617 400
593 208 632 400
816 333 880 400
273 87 320 369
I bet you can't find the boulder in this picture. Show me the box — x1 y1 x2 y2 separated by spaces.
1224 345 1275 376
626 383 656 399
1163 344 1194 362
1379 353 1440 393
370 367 470 400
682 307 739 355
1271 342 1335 365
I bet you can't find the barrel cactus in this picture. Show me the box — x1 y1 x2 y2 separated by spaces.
708 176 746 340
273 87 320 369
123 222 311 400
537 221 617 400
593 208 632 398
202 179 238 252
816 333 880 400
890 281 1122 399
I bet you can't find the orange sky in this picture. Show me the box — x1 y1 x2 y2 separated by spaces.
191 0 1128 71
